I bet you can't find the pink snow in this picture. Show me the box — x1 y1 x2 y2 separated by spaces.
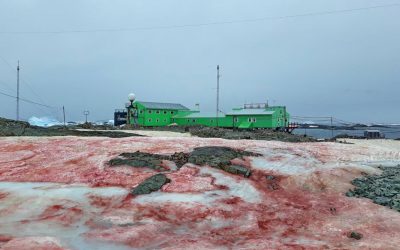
0 136 399 249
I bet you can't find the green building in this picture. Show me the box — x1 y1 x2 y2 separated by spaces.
126 100 290 130
128 101 191 127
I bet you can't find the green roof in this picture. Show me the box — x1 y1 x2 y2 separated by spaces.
137 101 189 110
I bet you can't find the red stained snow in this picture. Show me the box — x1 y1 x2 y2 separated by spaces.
1 137 400 249
38 204 83 226
163 166 226 193
0 192 9 200
0 237 67 250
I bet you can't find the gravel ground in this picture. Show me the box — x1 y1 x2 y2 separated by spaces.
346 165 400 212
0 117 140 138
189 126 316 142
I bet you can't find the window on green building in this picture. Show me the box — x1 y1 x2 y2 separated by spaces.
192 119 196 123
210 119 213 123
148 110 152 114
164 111 167 114
140 110 143 114
156 119 159 123
148 118 152 122
171 111 174 114
156 110 160 114
163 119 167 122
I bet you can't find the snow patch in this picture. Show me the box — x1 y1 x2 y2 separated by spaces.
133 191 223 205
200 167 262 203
251 157 314 175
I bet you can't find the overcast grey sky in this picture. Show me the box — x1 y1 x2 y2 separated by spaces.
0 0 399 123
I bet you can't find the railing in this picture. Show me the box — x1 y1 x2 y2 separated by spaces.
114 109 126 113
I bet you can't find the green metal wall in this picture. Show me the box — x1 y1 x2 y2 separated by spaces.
127 102 290 129
173 116 232 127
128 102 182 127
232 115 274 128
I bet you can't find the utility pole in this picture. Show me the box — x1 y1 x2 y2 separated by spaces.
63 106 66 127
330 116 334 139
83 110 90 123
216 65 220 127
16 61 20 121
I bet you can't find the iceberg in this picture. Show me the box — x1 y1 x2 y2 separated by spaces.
28 116 62 127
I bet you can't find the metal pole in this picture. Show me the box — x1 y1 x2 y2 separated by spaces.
331 116 333 139
216 65 220 127
16 61 20 121
83 110 89 123
63 106 66 127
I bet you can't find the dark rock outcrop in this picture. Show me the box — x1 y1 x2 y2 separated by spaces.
131 174 171 195
110 146 258 178
189 127 316 142
346 165 400 212
0 117 139 138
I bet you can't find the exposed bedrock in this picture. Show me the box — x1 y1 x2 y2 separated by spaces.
109 146 259 177
346 165 400 212
189 126 317 142
131 174 171 195
0 117 140 138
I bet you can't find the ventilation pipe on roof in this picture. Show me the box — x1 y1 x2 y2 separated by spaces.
195 103 200 111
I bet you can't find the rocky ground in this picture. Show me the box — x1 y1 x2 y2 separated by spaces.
1 136 400 249
0 117 139 138
109 146 258 176
189 126 316 142
346 165 400 212
1 117 316 142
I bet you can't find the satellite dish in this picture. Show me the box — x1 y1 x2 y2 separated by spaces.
128 93 136 102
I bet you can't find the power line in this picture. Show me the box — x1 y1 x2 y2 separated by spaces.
292 116 332 119
0 55 50 107
0 89 58 109
0 79 15 93
0 3 399 35
0 56 56 117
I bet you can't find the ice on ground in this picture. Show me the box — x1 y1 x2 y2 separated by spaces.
200 166 262 203
76 129 192 138
0 182 129 250
251 157 314 175
133 191 222 205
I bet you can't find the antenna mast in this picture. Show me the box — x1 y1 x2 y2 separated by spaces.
216 65 220 127
16 61 20 121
